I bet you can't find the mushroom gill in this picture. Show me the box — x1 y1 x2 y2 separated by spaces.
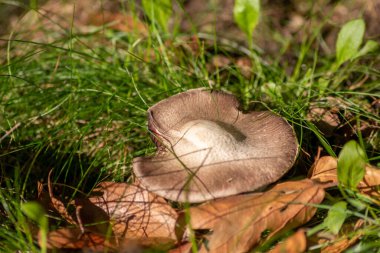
133 88 298 203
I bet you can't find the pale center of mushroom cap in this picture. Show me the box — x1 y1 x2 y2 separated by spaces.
169 120 249 164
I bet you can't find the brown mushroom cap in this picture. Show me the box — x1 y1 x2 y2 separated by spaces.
133 88 298 203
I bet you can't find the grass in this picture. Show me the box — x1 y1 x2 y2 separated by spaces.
0 0 379 252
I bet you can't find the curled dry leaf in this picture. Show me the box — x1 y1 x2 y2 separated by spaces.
309 156 380 197
321 232 362 253
47 171 76 225
182 179 324 253
86 182 178 241
267 229 307 253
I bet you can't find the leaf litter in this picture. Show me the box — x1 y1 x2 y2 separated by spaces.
40 172 178 251
267 229 307 253
34 153 380 252
310 155 380 198
179 179 325 253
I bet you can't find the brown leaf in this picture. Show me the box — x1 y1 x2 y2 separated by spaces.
74 197 112 236
308 156 340 187
310 156 380 197
321 233 361 253
211 55 231 68
89 12 148 35
86 182 178 241
267 229 307 253
47 171 76 225
307 107 340 137
168 242 193 253
184 179 324 253
43 227 176 252
42 227 114 251
235 57 253 78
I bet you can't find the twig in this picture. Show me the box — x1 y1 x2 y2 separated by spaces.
0 122 21 143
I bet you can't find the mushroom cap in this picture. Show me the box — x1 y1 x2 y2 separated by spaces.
133 88 298 203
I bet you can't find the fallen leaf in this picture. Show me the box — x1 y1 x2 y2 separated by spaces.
86 182 178 241
169 242 193 253
89 12 148 35
211 55 231 68
267 229 307 253
41 181 178 251
307 97 352 137
74 197 112 236
308 156 341 187
309 156 380 197
308 219 364 253
47 171 76 225
235 57 253 78
307 107 340 137
183 179 325 253
321 232 361 253
42 227 114 251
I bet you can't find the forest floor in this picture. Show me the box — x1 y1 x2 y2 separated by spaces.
0 0 379 252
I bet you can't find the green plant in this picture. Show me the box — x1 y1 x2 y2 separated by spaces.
335 18 379 68
21 202 48 253
337 140 367 190
233 0 260 48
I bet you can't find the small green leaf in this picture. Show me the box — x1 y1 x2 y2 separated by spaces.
324 201 347 235
21 201 46 223
317 77 329 97
354 40 379 59
337 140 367 189
233 0 260 42
142 0 172 32
260 82 282 100
336 19 365 66
21 202 48 253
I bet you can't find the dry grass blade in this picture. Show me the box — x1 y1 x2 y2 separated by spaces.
184 179 325 253
267 229 306 253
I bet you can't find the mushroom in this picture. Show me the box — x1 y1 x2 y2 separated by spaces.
133 88 298 203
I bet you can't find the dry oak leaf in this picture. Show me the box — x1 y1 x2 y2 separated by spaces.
309 156 380 197
42 227 114 251
87 182 178 241
182 179 325 253
267 229 307 253
42 178 178 250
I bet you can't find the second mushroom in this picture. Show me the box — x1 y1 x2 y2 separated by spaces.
133 88 298 203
